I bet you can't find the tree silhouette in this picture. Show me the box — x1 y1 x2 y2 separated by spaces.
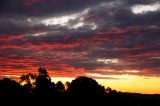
0 78 29 96
105 87 112 93
67 76 105 96
38 68 49 77
55 81 65 96
0 67 159 105
19 73 37 91
55 81 65 92
34 68 55 96
65 81 71 90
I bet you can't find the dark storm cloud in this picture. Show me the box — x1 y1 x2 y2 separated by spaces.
0 0 160 78
64 57 108 70
86 0 160 30
0 0 107 16
112 10 160 28
125 0 158 5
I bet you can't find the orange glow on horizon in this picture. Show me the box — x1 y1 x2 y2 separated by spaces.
51 75 160 94
96 75 160 94
1 73 160 94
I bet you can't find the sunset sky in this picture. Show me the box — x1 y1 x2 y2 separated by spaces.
0 0 160 94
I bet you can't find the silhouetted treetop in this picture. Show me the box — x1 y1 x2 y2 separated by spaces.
55 81 65 92
38 68 47 75
68 76 105 96
65 81 71 90
34 68 54 96
19 73 37 86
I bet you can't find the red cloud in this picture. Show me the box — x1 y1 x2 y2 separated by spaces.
0 35 23 42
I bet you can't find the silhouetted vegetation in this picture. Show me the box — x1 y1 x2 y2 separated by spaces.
67 76 105 96
0 68 160 105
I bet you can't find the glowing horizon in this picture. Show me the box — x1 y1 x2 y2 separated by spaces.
1 72 160 94
51 75 160 94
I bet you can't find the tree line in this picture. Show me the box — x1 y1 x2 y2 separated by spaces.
0 68 159 105
0 68 117 97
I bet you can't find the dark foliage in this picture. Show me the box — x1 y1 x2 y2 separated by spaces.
67 76 105 96
0 68 160 105
0 78 29 97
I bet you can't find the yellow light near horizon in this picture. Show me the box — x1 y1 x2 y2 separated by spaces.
7 73 160 94
51 77 74 83
97 75 160 94
50 75 160 94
